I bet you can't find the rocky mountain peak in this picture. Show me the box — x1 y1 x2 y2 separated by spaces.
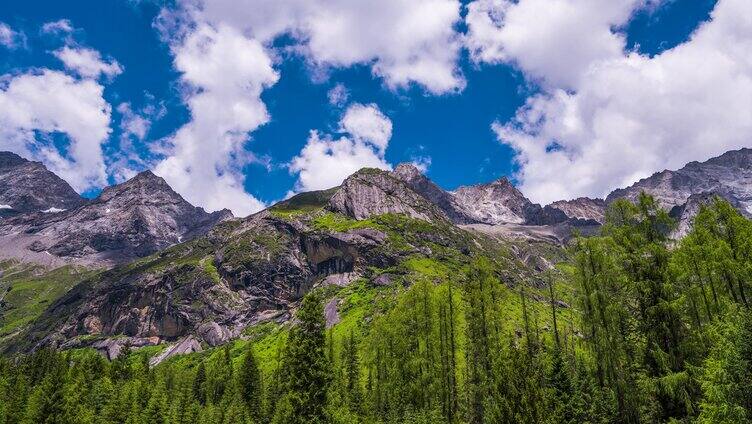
328 167 448 222
451 177 534 225
98 170 179 203
547 197 607 224
392 162 422 181
390 163 476 224
0 151 85 217
0 151 28 168
0 167 233 267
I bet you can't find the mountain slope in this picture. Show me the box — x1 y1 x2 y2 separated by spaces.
0 170 232 267
0 151 85 218
6 171 541 355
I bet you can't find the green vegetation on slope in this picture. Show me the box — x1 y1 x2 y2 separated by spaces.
0 261 92 339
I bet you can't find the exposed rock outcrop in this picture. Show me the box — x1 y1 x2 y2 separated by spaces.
19 209 409 350
329 168 448 222
451 177 537 225
392 163 475 224
546 197 607 225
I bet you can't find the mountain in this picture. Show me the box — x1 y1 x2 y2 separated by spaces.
451 177 539 225
392 163 475 224
0 151 85 217
393 163 595 228
0 170 232 267
5 147 752 357
606 148 752 215
10 168 536 355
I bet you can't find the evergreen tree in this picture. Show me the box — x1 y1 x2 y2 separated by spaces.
275 291 331 423
237 343 262 421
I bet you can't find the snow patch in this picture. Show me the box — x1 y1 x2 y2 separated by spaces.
105 208 111 214
0 204 11 209
42 207 66 213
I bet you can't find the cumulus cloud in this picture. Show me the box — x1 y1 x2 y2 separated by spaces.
107 101 167 183
53 46 123 79
153 23 279 216
465 0 661 89
289 103 393 192
0 70 112 191
492 0 752 204
184 0 465 94
339 103 392 153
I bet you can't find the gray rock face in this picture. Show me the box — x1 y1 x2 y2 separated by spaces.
324 298 340 328
606 148 752 216
451 178 535 225
150 336 203 366
0 170 233 266
668 193 744 239
0 151 85 217
393 163 475 224
392 163 585 227
329 168 449 222
547 197 607 224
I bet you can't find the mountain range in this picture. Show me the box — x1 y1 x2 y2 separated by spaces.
1 147 750 359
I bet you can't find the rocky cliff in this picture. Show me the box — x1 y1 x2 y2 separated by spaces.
328 168 449 222
546 198 607 225
0 151 85 218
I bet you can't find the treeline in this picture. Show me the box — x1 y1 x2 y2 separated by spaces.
1 194 752 423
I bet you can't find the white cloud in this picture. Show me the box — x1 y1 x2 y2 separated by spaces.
327 83 349 107
153 23 279 216
167 0 465 94
289 103 393 192
53 46 123 79
411 156 432 173
117 102 151 141
41 19 74 35
339 103 392 153
0 70 112 191
465 0 661 89
289 131 391 192
0 22 24 49
493 0 752 204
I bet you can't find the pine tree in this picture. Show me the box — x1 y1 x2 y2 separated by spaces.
237 343 262 421
275 291 331 423
193 362 207 405
341 330 362 412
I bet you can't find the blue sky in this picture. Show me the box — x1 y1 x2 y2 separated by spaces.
1 0 748 216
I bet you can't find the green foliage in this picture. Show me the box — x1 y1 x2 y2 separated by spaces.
268 188 338 219
0 263 92 338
